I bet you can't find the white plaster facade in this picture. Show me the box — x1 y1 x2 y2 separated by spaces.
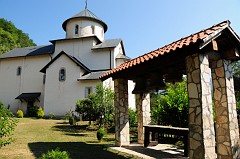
0 55 50 113
0 8 135 116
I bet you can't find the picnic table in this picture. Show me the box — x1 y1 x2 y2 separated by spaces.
143 125 189 157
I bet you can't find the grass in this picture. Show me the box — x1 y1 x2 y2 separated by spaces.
0 118 138 159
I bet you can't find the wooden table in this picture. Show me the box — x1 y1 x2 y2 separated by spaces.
143 125 189 157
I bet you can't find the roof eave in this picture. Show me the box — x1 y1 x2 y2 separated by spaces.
62 17 108 33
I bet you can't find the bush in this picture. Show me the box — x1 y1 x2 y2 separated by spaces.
68 116 76 125
27 105 38 117
150 80 188 127
97 128 105 141
129 108 138 127
16 110 23 118
37 107 44 118
0 101 18 147
48 112 55 119
39 147 71 159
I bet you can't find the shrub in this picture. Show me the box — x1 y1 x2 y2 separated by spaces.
97 128 105 141
27 105 38 117
39 147 71 159
68 116 76 125
37 107 44 118
16 110 23 118
129 108 137 127
0 101 18 147
48 112 55 119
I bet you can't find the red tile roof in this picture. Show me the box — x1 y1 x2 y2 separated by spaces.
100 20 231 80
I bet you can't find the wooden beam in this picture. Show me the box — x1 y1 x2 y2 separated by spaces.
222 48 240 60
212 40 218 51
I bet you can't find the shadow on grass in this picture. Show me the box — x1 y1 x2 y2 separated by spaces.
64 133 87 137
52 124 88 134
28 142 134 159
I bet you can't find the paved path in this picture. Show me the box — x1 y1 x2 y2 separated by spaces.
110 144 188 159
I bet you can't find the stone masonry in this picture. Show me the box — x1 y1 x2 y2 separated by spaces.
136 93 151 144
211 59 239 159
114 78 130 146
186 53 216 159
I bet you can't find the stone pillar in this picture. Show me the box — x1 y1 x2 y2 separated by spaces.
136 93 151 144
211 59 239 158
114 78 130 146
186 53 216 159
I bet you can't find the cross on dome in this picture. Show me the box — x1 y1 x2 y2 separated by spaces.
85 0 88 9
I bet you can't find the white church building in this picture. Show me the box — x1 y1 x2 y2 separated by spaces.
0 8 135 116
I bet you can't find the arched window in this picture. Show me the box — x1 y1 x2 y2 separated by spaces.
17 66 21 76
59 68 66 81
75 25 79 34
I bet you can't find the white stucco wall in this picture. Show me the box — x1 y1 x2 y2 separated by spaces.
103 77 136 110
54 38 114 70
44 54 101 116
0 55 51 114
66 19 104 41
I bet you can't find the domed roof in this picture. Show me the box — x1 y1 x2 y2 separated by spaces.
62 9 108 32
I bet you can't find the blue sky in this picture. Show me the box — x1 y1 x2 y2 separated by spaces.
1 0 240 58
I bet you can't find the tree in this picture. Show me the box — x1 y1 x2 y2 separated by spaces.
0 18 36 54
151 80 188 127
75 83 114 128
232 61 240 116
75 98 97 125
0 101 18 148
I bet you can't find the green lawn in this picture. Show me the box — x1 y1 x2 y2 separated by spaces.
0 118 138 159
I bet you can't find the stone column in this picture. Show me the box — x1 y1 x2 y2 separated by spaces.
136 93 151 144
114 78 130 146
186 53 216 159
211 59 239 158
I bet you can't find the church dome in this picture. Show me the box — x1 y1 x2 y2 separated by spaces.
62 9 108 33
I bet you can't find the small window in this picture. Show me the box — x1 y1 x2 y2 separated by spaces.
85 87 92 98
59 68 66 81
17 66 21 76
91 25 95 34
43 74 46 84
75 25 79 34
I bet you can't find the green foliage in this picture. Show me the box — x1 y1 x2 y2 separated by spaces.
151 80 188 127
0 18 36 54
96 128 105 141
76 98 95 121
0 101 18 148
16 110 23 118
91 84 114 128
39 147 71 159
75 84 114 128
129 108 137 127
232 61 240 77
68 116 76 126
48 112 55 119
27 105 38 117
37 107 44 118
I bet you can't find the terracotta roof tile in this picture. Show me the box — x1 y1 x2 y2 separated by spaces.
100 20 230 80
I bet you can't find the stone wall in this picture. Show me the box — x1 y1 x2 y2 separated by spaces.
114 78 130 146
186 53 216 159
136 93 151 144
211 59 239 158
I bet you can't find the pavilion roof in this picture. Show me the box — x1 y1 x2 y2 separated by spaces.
100 20 240 81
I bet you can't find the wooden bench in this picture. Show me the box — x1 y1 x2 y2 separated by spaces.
143 125 189 157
